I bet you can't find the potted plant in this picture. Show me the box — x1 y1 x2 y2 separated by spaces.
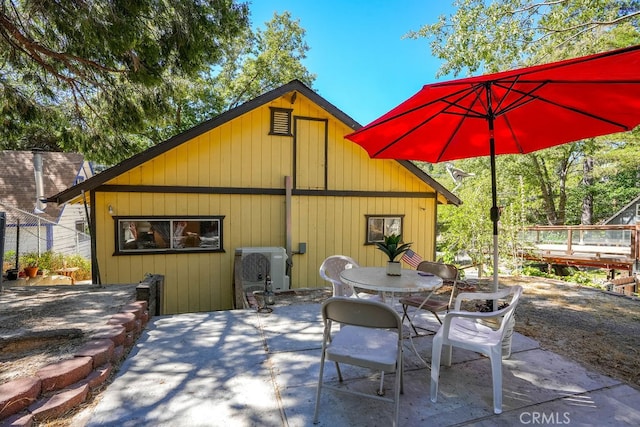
476 299 516 358
376 234 412 276
21 252 40 278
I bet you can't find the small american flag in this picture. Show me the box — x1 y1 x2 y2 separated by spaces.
401 249 422 268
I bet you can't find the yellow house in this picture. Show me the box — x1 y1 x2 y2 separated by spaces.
49 80 460 314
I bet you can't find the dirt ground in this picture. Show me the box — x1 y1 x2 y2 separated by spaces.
0 284 139 385
1 276 638 422
498 276 640 388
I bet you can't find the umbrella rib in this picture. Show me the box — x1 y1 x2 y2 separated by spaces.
535 97 631 130
438 84 489 119
373 86 485 158
373 109 449 157
434 87 487 162
487 78 543 116
488 78 524 116
492 81 632 130
365 86 474 132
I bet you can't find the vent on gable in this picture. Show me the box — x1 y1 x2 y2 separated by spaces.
270 107 293 136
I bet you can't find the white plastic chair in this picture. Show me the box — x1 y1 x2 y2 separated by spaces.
319 255 381 300
399 260 461 334
430 285 523 414
313 297 404 427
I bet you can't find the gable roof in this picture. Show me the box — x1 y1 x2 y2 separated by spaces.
603 193 640 224
0 150 85 223
48 80 460 206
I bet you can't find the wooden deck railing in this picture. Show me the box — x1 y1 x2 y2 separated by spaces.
519 224 639 273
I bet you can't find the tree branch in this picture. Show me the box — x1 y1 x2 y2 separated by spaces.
539 11 640 34
0 11 126 79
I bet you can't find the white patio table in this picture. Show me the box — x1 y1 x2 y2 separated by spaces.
340 266 443 365
339 266 443 303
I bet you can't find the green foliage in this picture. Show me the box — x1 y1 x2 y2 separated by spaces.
210 11 316 111
412 1 640 272
3 250 15 264
63 255 92 281
36 251 64 271
17 251 91 280
148 12 317 145
0 6 317 164
406 0 640 78
0 0 250 164
436 160 493 270
19 252 41 268
521 264 605 288
521 265 553 278
375 234 412 262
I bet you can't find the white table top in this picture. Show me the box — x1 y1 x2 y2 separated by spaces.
340 267 443 293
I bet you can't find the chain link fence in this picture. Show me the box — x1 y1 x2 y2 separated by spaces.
1 202 91 271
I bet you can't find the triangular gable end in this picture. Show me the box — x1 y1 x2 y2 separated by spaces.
603 194 640 225
48 80 459 206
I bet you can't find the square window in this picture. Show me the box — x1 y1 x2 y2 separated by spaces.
365 215 404 244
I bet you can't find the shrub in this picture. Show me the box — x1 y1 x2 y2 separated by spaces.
17 251 91 281
20 252 41 268
521 263 603 288
63 254 92 281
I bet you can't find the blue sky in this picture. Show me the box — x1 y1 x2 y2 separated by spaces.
250 1 454 126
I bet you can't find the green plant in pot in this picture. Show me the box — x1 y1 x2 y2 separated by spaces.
21 252 40 278
376 234 412 276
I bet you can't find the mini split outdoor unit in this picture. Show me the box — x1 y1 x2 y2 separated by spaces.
236 247 290 291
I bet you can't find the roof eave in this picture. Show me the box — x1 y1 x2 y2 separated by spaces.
396 160 461 205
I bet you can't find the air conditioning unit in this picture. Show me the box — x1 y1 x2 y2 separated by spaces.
236 247 290 291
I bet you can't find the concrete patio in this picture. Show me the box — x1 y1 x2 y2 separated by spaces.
78 302 640 426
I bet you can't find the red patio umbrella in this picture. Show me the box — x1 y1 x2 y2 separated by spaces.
346 44 640 292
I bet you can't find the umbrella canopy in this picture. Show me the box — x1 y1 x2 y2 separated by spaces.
346 45 640 291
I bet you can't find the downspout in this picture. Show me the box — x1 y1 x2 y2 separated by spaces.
285 176 293 283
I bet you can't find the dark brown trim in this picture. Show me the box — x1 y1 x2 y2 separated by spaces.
397 160 461 206
98 185 285 195
94 184 437 199
89 190 100 285
111 215 225 256
293 189 435 198
269 107 294 136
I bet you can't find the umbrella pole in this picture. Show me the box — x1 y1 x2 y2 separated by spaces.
487 88 500 301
